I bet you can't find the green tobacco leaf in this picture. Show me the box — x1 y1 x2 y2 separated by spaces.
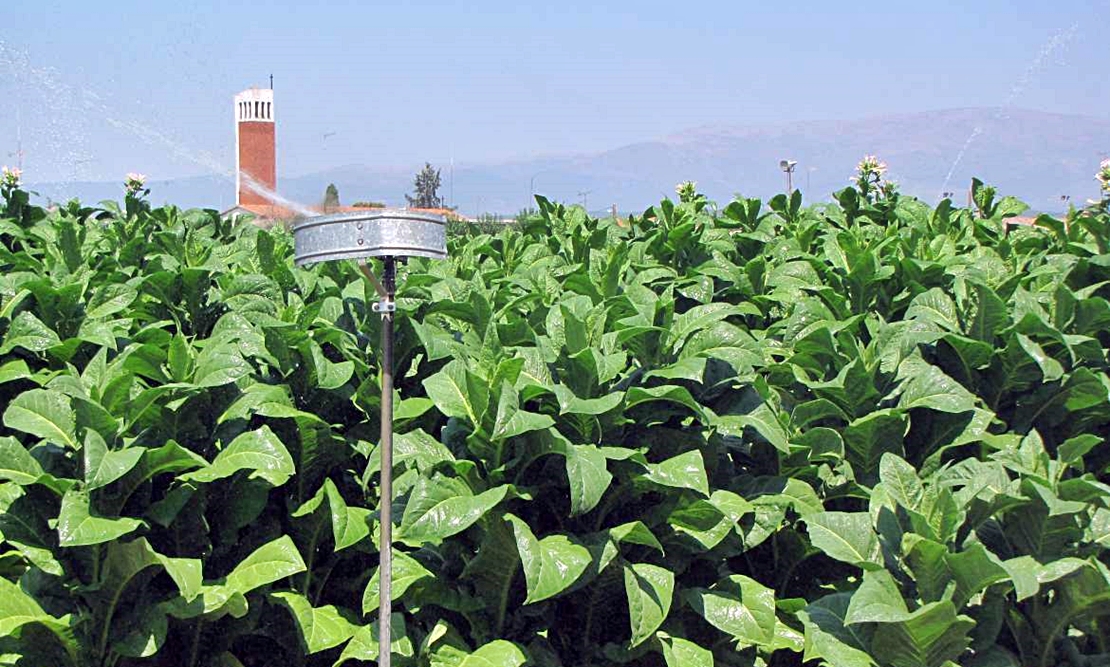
271 592 358 653
324 479 371 551
175 535 308 615
492 381 554 441
713 403 791 452
192 341 251 388
799 593 877 667
845 570 909 623
658 633 714 667
685 575 777 648
868 600 974 667
564 442 613 516
643 450 710 497
897 356 976 413
226 535 307 593
0 311 61 354
624 562 674 648
0 577 71 641
182 425 295 487
1001 555 1086 601
399 477 508 544
83 430 144 491
86 283 138 319
806 511 881 569
3 388 77 449
334 615 414 666
626 385 706 419
57 489 143 546
879 454 923 511
362 550 434 614
0 436 44 485
507 514 592 603
429 639 527 667
423 359 489 427
0 359 33 385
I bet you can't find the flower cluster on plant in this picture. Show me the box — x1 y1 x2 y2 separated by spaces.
675 180 699 203
124 172 147 196
1 165 20 189
852 154 897 203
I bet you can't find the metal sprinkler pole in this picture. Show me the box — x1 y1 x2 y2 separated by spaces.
371 258 397 667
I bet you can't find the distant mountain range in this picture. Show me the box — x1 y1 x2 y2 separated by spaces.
26 107 1110 216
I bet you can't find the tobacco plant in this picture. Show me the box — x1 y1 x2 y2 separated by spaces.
1 177 1109 667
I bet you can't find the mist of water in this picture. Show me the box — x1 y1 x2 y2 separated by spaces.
936 23 1079 200
0 40 315 217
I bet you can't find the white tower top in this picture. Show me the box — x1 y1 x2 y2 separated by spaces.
234 88 274 123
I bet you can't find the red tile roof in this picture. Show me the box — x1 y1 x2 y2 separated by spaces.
224 204 463 221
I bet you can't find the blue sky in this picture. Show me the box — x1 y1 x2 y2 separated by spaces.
2 0 1107 184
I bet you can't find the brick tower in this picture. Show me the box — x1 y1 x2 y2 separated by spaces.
234 87 276 206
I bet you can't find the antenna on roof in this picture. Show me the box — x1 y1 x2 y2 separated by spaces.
269 74 274 90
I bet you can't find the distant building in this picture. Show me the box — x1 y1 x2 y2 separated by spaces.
221 86 466 223
232 87 276 210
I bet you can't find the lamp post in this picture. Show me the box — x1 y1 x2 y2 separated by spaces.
292 209 447 667
779 159 798 194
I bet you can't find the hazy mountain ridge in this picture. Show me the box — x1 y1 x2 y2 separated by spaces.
26 107 1110 215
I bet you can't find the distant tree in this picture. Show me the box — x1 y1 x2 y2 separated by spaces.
406 163 443 209
323 183 340 209
352 201 386 208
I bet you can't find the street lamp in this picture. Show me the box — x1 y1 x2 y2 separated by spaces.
292 209 447 667
779 159 798 194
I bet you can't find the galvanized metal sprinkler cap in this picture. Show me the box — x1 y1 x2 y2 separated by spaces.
292 208 447 266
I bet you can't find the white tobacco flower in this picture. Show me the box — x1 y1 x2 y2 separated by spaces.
125 172 147 193
2 165 21 188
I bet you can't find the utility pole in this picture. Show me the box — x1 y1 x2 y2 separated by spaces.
577 190 591 210
14 107 24 172
779 159 797 194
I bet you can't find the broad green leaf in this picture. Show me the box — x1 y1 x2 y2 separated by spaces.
624 562 674 647
507 514 592 603
334 615 414 666
2 388 77 449
362 549 434 614
0 311 61 354
87 283 138 319
564 443 613 516
0 359 32 385
879 453 924 511
0 436 43 485
643 450 710 497
845 570 910 624
57 489 143 546
492 381 554 440
399 477 509 544
193 341 250 388
896 356 976 413
271 592 358 653
0 577 70 639
224 534 307 595
685 575 777 647
324 479 371 551
429 639 527 667
83 430 144 491
869 600 974 667
799 593 877 667
805 512 881 569
423 360 489 427
182 425 295 487
626 385 705 419
658 633 714 667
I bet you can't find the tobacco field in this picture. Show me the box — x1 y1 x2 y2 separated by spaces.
1 176 1110 667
